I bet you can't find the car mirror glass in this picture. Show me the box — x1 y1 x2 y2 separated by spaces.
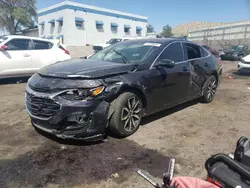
154 59 175 68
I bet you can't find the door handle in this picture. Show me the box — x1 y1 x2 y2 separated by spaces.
23 54 30 57
182 66 189 72
204 63 208 67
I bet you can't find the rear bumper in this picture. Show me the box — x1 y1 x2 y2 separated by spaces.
26 86 110 141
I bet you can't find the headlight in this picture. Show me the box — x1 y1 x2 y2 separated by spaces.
60 86 105 100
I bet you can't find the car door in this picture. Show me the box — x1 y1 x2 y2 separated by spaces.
183 42 209 98
0 38 33 77
145 42 190 114
30 40 56 69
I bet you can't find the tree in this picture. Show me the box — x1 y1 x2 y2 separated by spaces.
0 0 37 34
147 24 155 33
161 24 173 37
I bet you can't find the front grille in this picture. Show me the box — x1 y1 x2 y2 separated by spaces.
26 93 60 119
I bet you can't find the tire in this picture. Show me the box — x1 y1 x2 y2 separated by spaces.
201 75 218 103
108 92 143 138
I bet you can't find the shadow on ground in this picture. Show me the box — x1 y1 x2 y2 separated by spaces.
0 138 170 188
0 77 30 85
141 100 198 126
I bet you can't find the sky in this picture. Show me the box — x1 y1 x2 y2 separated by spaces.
37 0 250 32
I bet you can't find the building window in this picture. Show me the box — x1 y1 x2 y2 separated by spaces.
136 26 142 36
56 17 63 33
75 17 85 29
124 25 131 35
96 21 104 32
48 19 55 34
111 23 118 33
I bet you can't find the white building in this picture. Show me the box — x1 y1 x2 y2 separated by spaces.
38 1 148 46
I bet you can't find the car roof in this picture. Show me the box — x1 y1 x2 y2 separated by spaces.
121 38 189 45
4 35 52 42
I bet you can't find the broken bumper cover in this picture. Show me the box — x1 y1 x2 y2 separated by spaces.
26 86 110 140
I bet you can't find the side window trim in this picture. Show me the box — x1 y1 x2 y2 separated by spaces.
183 42 211 61
150 41 185 69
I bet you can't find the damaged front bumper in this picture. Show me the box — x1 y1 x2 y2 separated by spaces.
25 86 110 141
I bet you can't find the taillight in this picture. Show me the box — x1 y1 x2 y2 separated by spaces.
59 45 70 55
207 177 222 187
0 44 8 51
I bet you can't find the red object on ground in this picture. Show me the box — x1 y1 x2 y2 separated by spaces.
171 177 219 188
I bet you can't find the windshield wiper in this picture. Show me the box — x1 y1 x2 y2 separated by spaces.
113 50 130 64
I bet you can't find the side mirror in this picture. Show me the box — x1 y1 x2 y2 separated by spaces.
0 45 8 51
154 59 175 68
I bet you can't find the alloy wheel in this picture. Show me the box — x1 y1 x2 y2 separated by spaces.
207 77 217 100
121 96 142 132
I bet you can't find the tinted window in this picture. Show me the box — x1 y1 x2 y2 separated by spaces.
33 40 53 50
184 43 201 60
6 39 30 51
200 47 209 57
157 42 184 62
202 45 210 50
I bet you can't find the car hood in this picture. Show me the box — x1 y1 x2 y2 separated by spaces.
38 59 136 78
242 54 250 62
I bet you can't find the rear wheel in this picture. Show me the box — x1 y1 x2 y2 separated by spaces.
108 92 143 138
201 75 217 103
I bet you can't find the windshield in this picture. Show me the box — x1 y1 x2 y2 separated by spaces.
231 45 243 51
90 41 159 64
0 36 7 43
107 38 122 45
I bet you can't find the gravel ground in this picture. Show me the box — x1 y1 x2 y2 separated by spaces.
0 61 249 188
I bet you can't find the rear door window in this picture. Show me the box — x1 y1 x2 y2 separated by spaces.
184 43 202 60
33 40 53 50
6 39 31 51
200 47 209 57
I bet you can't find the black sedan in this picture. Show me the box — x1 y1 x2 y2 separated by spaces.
25 38 222 141
220 45 249 61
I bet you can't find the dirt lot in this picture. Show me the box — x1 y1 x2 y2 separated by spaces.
0 61 249 188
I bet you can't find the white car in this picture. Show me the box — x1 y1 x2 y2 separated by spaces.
238 55 250 74
0 35 71 78
93 37 137 53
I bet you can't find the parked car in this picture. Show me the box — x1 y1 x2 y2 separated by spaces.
238 54 250 74
0 35 71 79
92 37 137 53
26 38 222 141
220 45 249 61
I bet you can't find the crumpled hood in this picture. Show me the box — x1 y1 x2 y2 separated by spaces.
38 59 136 78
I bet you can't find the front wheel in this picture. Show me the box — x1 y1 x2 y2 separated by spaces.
201 75 218 103
108 92 143 138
